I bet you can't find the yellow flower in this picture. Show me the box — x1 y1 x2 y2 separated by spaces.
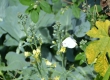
33 5 37 9
59 47 66 53
53 76 60 80
51 63 56 68
45 60 52 66
33 49 36 55
52 41 56 44
33 48 41 62
33 48 41 55
24 52 31 57
41 78 45 80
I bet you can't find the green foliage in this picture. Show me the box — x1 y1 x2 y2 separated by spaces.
0 0 107 80
36 10 55 28
30 9 39 23
75 52 86 65
4 34 18 46
40 0 51 13
5 52 30 70
72 4 81 19
55 8 72 30
19 0 34 6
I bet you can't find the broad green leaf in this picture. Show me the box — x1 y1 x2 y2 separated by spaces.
75 52 85 61
55 8 72 30
0 0 7 19
75 52 86 65
30 10 39 23
4 34 18 46
40 0 51 13
19 0 33 6
72 4 80 19
22 67 38 80
0 5 27 41
5 52 30 70
68 66 95 80
36 28 52 43
86 20 110 76
36 10 55 29
8 0 20 6
41 46 52 60
52 0 62 13
72 11 89 37
75 21 90 37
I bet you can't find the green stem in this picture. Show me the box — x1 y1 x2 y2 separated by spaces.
33 37 37 48
1 75 6 80
36 61 42 77
61 53 64 67
23 24 28 37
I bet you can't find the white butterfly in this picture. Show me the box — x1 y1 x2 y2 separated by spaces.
62 37 77 48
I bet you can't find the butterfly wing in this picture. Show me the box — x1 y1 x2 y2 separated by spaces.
62 37 77 48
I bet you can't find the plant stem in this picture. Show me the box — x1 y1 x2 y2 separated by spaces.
36 61 42 77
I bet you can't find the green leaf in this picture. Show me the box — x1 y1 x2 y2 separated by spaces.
0 0 7 19
36 10 55 29
52 0 59 3
72 0 76 2
95 74 103 80
8 0 20 6
69 66 95 80
41 46 52 60
36 28 52 43
75 52 86 65
52 0 62 13
5 52 30 70
40 0 51 13
75 52 85 61
75 21 90 37
72 4 80 19
55 8 72 30
96 5 102 12
19 0 33 6
77 0 85 6
0 28 6 38
25 5 33 13
30 10 39 23
3 34 19 46
0 5 27 41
